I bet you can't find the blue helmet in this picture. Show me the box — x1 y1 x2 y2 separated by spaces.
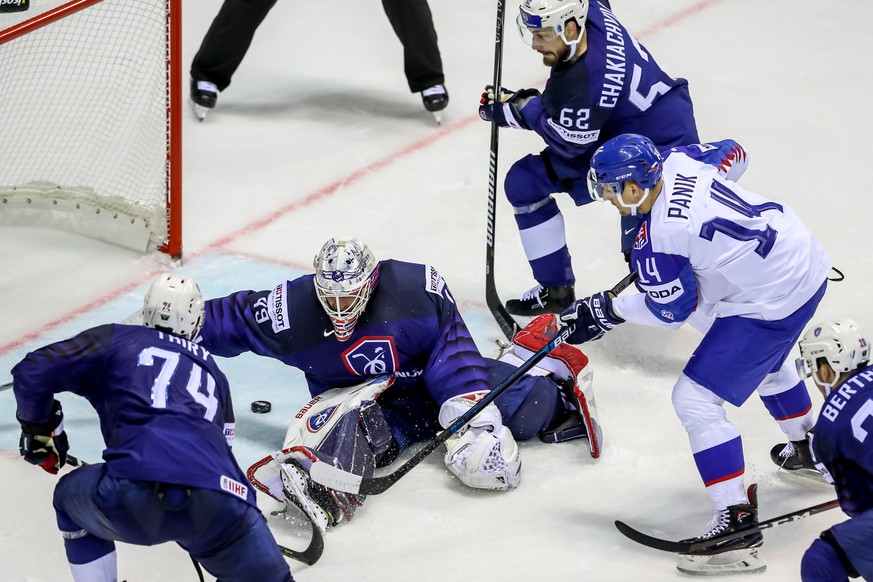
587 134 663 201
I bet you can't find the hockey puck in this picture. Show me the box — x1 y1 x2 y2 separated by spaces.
251 400 272 414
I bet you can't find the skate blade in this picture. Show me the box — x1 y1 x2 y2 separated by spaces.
431 111 443 125
677 548 766 576
775 466 829 486
188 98 210 121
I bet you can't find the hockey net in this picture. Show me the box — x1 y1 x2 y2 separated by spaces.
0 0 183 258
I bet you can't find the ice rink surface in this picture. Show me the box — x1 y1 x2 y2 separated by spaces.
1 0 871 579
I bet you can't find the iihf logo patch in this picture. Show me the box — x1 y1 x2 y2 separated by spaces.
634 221 649 251
342 337 398 376
307 405 338 433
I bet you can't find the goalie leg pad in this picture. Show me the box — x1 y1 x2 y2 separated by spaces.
444 425 521 490
504 317 602 457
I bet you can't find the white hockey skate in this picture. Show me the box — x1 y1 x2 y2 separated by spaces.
279 460 334 533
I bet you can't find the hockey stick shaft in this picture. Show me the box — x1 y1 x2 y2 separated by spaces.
484 0 517 342
1 381 11 391
311 271 639 496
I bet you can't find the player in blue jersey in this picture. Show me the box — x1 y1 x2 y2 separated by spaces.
12 274 294 582
478 0 699 315
795 319 873 582
198 237 603 533
559 134 831 575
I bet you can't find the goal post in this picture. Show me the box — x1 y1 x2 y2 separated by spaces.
0 0 183 259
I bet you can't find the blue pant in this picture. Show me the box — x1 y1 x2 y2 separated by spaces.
504 153 644 286
54 463 293 582
684 281 826 406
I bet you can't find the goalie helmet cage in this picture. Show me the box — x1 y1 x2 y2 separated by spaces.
0 0 183 260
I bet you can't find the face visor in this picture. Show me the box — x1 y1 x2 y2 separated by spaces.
587 168 623 202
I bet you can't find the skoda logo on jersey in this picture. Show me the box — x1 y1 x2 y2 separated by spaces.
308 405 338 433
634 222 649 251
342 337 398 376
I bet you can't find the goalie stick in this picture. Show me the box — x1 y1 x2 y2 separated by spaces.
277 529 324 567
615 497 840 554
484 0 519 342
310 270 639 496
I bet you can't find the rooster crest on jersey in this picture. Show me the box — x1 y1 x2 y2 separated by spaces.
313 237 379 342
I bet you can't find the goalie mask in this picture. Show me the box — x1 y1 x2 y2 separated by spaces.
313 237 379 341
142 274 205 340
797 318 870 396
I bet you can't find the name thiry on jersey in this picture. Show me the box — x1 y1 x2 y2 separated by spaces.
158 331 212 360
820 369 873 422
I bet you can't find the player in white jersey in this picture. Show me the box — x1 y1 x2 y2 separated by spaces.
559 133 831 575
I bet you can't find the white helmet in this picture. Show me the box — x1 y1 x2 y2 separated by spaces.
142 274 205 340
313 237 379 342
517 0 588 48
797 318 870 394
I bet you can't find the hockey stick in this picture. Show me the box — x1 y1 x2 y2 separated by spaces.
484 0 518 342
1 381 11 391
245 454 326 566
615 497 840 554
311 270 639 496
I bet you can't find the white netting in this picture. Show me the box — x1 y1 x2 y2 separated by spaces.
0 0 175 253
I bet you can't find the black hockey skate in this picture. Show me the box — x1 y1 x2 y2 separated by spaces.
421 84 449 124
676 484 766 575
189 78 218 121
680 484 764 555
770 439 816 471
506 285 575 316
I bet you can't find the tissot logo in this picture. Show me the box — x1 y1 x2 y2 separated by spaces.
0 0 28 11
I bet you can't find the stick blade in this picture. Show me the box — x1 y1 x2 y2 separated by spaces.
309 462 363 495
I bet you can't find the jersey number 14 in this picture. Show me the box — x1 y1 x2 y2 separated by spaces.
699 181 783 258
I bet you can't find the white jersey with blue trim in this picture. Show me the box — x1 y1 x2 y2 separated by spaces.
614 145 831 325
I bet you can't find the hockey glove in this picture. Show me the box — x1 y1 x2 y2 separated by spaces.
560 291 625 345
18 399 69 474
478 85 540 130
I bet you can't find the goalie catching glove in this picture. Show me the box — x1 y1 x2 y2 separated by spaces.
439 393 521 490
18 399 69 474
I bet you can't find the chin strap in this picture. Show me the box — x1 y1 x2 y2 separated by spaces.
559 27 584 63
618 187 651 217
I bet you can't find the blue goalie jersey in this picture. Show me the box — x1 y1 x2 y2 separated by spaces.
198 260 491 419
12 325 255 506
